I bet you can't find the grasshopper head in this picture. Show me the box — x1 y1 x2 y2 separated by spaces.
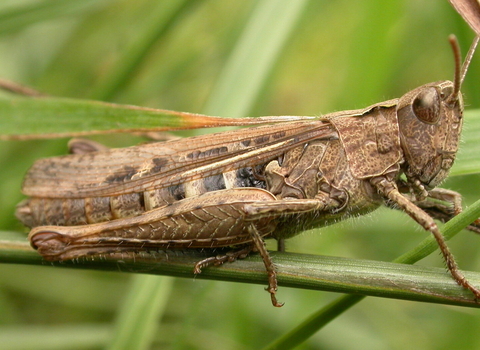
396 35 476 190
396 80 463 189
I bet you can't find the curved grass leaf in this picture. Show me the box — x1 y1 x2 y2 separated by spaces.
0 96 262 140
0 96 312 140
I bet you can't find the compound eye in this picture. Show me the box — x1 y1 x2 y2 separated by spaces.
412 87 441 124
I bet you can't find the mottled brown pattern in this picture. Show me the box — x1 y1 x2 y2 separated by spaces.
18 80 466 254
329 104 401 179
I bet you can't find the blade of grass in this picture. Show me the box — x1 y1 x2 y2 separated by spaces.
106 275 174 350
3 231 480 307
263 295 365 350
0 96 278 140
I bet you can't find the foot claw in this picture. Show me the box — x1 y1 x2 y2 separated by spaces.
271 293 284 307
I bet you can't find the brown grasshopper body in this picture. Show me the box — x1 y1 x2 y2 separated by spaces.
16 38 480 307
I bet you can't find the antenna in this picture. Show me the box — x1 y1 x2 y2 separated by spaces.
448 35 462 103
461 35 479 85
447 35 478 104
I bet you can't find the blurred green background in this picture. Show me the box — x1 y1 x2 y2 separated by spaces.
1 0 480 349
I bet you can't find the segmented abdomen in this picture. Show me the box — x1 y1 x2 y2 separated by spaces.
16 166 267 228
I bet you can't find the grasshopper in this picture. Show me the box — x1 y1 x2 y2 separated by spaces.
14 35 480 307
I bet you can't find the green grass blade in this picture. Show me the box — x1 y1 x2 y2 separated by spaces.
3 231 480 307
0 96 306 139
106 275 174 350
0 96 252 140
263 295 364 350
